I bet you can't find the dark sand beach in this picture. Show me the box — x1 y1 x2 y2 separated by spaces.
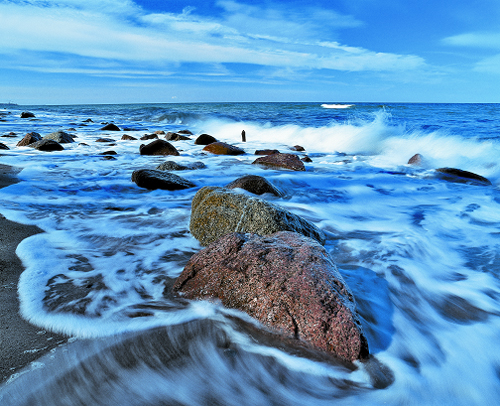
0 164 68 383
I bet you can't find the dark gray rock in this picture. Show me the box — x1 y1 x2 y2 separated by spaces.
194 134 217 145
435 168 492 186
0 142 9 150
226 175 284 197
253 153 306 171
28 139 64 151
132 169 196 190
100 123 120 131
190 187 326 246
139 139 180 156
20 112 35 118
156 161 206 171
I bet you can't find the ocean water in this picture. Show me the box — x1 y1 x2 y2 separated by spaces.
0 102 500 404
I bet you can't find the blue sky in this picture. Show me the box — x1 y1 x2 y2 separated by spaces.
1 0 499 104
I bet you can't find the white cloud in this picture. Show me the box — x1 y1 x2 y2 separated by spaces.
442 32 500 49
474 54 500 74
0 0 425 76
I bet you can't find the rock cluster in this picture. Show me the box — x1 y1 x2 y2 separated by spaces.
173 231 369 363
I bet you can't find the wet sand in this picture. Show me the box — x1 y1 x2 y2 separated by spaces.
0 164 68 383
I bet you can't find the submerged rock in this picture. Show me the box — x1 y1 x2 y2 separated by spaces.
226 175 284 197
121 134 137 141
95 138 115 143
435 168 491 186
139 139 180 156
28 139 64 151
194 134 217 145
190 187 325 246
20 111 35 118
16 132 42 147
173 231 369 363
140 134 159 140
156 161 206 171
132 169 196 190
255 149 280 155
165 132 191 141
252 153 306 171
100 123 121 131
0 142 9 150
202 142 245 155
44 131 75 144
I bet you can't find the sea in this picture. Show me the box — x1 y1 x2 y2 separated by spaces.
0 102 499 405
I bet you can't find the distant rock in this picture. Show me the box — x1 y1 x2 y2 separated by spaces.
131 169 196 190
121 134 137 141
190 186 325 246
139 139 180 156
178 129 193 135
290 145 305 152
95 138 115 143
100 123 120 131
44 131 75 144
255 149 280 155
165 132 191 141
202 142 245 155
100 150 117 155
435 168 492 186
0 142 9 150
28 139 64 151
408 154 423 166
17 132 42 147
252 153 306 171
301 156 313 163
173 231 369 363
20 112 35 118
140 134 159 140
194 134 217 145
226 175 284 197
156 161 206 171
83 118 93 123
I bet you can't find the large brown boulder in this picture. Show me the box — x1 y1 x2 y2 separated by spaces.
202 142 245 155
173 231 369 363
252 153 305 171
139 139 180 156
17 132 42 147
190 187 325 246
226 175 284 197
131 169 196 190
435 168 491 186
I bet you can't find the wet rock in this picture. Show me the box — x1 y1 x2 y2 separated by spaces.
252 153 306 171
301 156 313 163
408 154 423 165
0 142 9 150
139 139 180 156
44 131 75 144
156 161 206 171
2 132 17 138
178 129 193 135
165 132 191 141
95 138 115 143
83 118 93 123
100 150 117 155
202 142 245 155
290 145 305 152
226 175 284 197
20 112 35 118
435 168 492 186
121 134 137 141
140 134 159 140
173 231 368 363
28 139 64 151
131 169 196 190
100 123 121 131
195 134 217 145
190 186 325 246
255 149 280 155
16 132 42 147
154 130 166 135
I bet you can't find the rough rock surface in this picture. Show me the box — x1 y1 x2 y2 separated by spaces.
44 131 75 144
132 169 196 190
100 123 121 131
190 187 325 246
28 139 64 151
156 161 206 171
226 175 284 197
255 149 280 155
194 134 217 145
16 132 42 147
173 231 369 363
202 142 245 155
139 139 180 156
252 153 306 171
435 167 492 186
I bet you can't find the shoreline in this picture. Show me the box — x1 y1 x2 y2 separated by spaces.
0 164 68 384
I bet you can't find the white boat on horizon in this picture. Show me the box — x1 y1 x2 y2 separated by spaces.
321 103 354 109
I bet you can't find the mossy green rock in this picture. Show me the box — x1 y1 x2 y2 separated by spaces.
190 187 325 246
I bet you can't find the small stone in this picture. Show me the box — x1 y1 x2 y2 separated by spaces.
100 123 121 131
139 139 180 156
121 134 137 141
252 153 306 171
140 134 159 140
195 134 217 145
226 175 284 197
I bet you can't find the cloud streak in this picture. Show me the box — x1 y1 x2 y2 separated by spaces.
0 0 425 79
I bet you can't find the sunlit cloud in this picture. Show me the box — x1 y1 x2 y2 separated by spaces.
442 31 500 49
0 0 425 78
